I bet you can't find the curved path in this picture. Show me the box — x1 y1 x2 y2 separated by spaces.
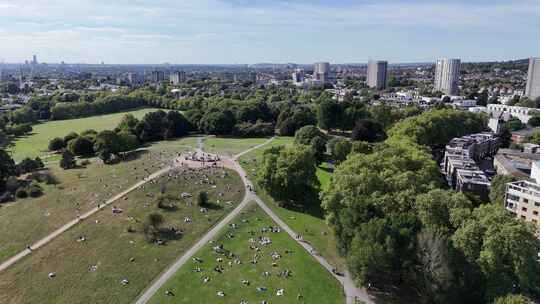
136 137 374 304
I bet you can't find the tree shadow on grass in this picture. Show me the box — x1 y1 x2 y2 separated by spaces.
202 201 223 211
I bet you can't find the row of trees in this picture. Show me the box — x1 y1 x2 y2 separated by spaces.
51 110 189 164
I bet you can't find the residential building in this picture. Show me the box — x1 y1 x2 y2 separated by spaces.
526 57 540 99
505 161 540 228
367 60 388 90
442 133 500 200
313 62 331 83
126 72 144 87
487 104 538 124
292 69 305 85
170 71 186 85
494 148 540 178
434 58 461 95
150 70 165 83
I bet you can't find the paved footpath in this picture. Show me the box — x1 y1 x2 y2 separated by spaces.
136 137 374 304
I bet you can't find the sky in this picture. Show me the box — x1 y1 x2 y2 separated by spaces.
0 0 539 64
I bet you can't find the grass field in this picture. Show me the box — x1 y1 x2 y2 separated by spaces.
203 137 271 157
148 203 344 304
237 137 346 270
9 108 163 161
0 165 245 304
0 138 196 263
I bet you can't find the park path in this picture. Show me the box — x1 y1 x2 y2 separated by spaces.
0 163 176 273
136 137 374 304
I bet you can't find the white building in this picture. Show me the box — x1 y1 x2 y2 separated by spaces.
313 62 331 83
505 161 540 228
170 71 186 85
434 58 461 95
487 104 538 124
526 57 540 99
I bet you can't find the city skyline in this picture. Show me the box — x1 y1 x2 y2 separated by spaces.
1 0 539 64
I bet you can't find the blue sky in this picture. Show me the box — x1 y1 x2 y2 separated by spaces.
0 0 539 64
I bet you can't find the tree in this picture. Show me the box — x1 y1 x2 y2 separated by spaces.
294 125 323 145
67 136 94 157
351 141 372 154
117 131 139 153
199 110 236 135
59 150 76 169
197 191 209 207
163 111 189 138
94 130 121 163
451 204 540 302
527 115 540 127
115 114 139 134
257 145 319 206
415 189 473 234
477 90 488 106
351 119 386 142
16 157 45 175
321 140 442 283
505 117 525 131
48 137 65 151
0 149 16 189
387 109 487 148
328 138 352 164
63 132 79 145
310 136 327 163
489 175 518 205
317 99 341 130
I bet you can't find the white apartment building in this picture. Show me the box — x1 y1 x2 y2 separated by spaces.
505 161 540 228
487 104 538 124
525 57 540 99
434 58 461 95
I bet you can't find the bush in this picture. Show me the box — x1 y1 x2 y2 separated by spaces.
67 136 94 157
63 132 79 144
15 188 28 198
197 191 209 207
48 137 65 151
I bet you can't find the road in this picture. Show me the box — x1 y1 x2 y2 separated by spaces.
136 137 374 304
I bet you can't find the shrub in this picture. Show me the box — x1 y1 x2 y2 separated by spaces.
15 188 28 198
48 137 66 151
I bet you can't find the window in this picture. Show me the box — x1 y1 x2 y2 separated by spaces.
522 207 528 212
535 202 540 207
533 219 538 223
534 211 539 216
523 198 529 204
521 215 527 220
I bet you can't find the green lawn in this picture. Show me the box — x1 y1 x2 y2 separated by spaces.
237 137 346 270
0 165 245 304
9 108 163 161
0 138 194 263
203 137 271 157
148 203 344 304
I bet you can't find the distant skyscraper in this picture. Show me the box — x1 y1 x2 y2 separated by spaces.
367 60 388 90
170 71 186 85
292 69 305 84
434 58 461 95
313 62 331 83
150 70 165 83
525 57 540 100
32 55 37 65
